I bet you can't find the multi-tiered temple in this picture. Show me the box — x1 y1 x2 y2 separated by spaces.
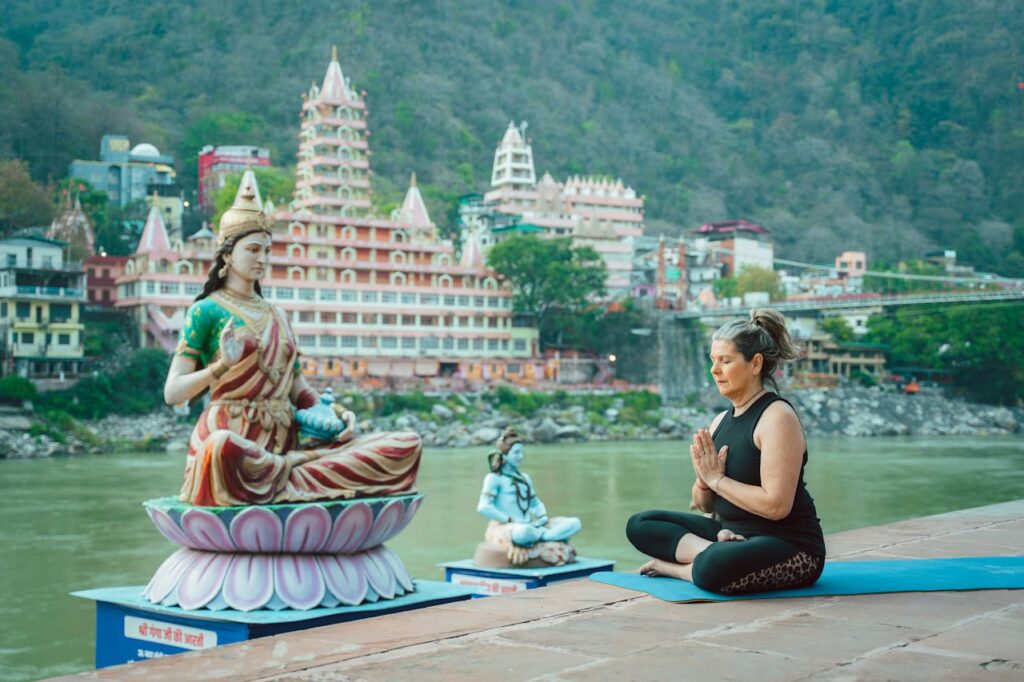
471 122 645 298
116 50 540 386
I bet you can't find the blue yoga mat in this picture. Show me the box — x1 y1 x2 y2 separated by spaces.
590 556 1024 602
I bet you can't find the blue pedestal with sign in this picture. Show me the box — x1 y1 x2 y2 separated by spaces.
438 557 615 597
72 581 475 668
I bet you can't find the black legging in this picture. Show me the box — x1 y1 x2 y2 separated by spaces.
626 510 824 594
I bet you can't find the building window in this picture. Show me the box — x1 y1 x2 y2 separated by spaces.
362 291 378 303
514 339 527 351
472 338 484 350
160 282 178 295
457 295 470 306
299 288 315 301
443 295 455 306
421 294 438 305
51 303 71 322
474 296 485 307
381 336 398 349
21 332 34 344
382 314 397 325
401 337 415 349
488 297 499 308
185 283 201 295
299 311 315 322
320 289 337 301
341 336 358 348
420 337 439 350
442 337 454 350
400 293 416 304
421 316 437 326
58 333 71 345
488 339 499 350
381 292 397 304
457 338 469 350
16 302 29 318
319 335 337 348
401 314 416 326
6 254 15 267
299 334 316 346
341 290 356 302
361 336 376 348
321 312 337 323
0 303 5 317
146 282 156 294
277 287 294 300
342 312 358 324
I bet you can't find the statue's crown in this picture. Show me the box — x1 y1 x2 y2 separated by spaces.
218 169 270 244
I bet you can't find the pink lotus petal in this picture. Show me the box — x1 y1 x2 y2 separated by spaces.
282 505 331 553
377 545 414 593
361 500 404 550
144 548 195 603
230 506 284 553
274 555 325 610
222 554 274 612
177 552 231 610
322 502 373 554
389 496 423 538
317 554 367 606
181 509 236 552
146 507 192 548
356 550 395 600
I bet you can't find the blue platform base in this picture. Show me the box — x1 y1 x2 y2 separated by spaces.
438 557 615 597
72 580 475 668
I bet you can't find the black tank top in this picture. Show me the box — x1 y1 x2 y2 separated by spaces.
711 392 826 557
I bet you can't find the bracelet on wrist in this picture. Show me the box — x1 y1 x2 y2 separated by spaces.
209 360 228 380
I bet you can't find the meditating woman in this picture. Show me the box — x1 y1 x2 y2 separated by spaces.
164 171 421 507
626 309 825 594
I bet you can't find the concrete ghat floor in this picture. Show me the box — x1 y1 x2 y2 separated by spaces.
57 500 1024 682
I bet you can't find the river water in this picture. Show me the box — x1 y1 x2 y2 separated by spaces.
2 436 1023 681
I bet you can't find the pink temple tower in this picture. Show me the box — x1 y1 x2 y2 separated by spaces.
116 49 540 386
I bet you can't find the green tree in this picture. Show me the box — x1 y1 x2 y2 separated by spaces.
178 112 272 189
487 236 607 349
212 167 296 226
712 276 738 300
863 305 1024 404
0 160 54 235
735 266 784 301
820 316 855 343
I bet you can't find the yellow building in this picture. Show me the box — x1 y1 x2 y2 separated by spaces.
0 236 87 378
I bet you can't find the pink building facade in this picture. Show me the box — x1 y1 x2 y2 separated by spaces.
115 50 540 387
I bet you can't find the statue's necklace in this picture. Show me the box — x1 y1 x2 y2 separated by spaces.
506 468 533 514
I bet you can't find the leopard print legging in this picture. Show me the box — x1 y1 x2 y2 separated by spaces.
719 551 824 595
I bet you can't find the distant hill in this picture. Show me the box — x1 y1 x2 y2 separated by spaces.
1 0 1022 274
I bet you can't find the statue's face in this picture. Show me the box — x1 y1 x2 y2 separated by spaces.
505 442 524 468
228 232 272 283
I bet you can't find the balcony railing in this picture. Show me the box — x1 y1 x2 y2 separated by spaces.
13 285 86 299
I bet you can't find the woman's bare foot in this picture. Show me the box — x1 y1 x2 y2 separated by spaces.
638 558 692 580
717 529 746 542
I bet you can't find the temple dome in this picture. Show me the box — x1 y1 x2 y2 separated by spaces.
131 143 161 158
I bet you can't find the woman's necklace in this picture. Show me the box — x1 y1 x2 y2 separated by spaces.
732 388 766 415
217 287 268 318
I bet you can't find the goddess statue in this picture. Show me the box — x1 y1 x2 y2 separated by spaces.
475 428 582 567
163 171 421 506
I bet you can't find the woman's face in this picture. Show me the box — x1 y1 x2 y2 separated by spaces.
228 232 271 282
710 339 762 400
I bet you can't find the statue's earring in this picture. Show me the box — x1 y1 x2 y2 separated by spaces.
218 260 230 278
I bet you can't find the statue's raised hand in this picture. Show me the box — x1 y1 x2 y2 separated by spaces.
218 319 244 367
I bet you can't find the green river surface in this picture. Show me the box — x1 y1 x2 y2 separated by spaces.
2 435 1024 681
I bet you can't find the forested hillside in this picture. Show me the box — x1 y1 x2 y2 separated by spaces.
2 1 1023 273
